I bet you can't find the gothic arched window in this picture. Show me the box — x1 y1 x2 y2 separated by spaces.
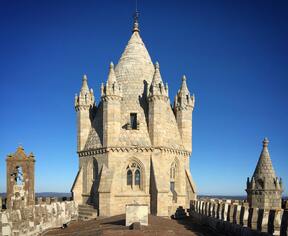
135 169 141 186
126 161 142 190
127 170 132 186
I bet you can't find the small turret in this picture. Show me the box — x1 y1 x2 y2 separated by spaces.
149 62 168 98
101 62 122 98
75 75 95 151
75 75 95 110
148 62 169 146
246 138 283 209
174 75 195 152
102 62 122 147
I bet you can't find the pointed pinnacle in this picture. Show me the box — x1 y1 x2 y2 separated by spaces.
155 61 160 69
263 137 269 147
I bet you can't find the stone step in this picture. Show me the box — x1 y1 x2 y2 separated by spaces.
78 204 95 209
78 204 98 220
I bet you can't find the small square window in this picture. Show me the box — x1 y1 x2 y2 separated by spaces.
130 113 137 130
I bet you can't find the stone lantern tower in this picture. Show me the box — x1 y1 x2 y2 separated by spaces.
246 138 283 209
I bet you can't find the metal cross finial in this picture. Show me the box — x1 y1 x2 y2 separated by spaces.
133 3 140 32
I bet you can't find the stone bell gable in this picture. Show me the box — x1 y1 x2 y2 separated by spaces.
72 13 197 217
6 146 35 209
246 138 283 209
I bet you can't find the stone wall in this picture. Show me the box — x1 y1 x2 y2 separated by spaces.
0 197 78 236
190 199 288 236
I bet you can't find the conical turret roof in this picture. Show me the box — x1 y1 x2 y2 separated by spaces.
80 75 90 94
179 75 190 96
252 138 276 179
115 30 154 97
107 62 117 85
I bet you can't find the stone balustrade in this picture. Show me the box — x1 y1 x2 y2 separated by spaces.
190 199 288 236
0 200 78 236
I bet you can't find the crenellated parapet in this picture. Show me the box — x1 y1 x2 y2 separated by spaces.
190 199 287 236
0 200 77 236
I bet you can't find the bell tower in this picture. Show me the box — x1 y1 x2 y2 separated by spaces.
6 146 35 209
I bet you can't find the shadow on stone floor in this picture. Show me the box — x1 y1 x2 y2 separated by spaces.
173 216 223 236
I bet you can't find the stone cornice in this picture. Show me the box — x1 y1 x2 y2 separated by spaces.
75 105 92 112
101 95 122 102
148 95 169 102
78 146 191 157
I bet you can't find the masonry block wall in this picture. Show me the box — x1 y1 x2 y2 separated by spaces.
0 198 78 236
190 199 288 236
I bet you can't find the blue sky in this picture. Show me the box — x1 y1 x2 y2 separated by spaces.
0 0 287 196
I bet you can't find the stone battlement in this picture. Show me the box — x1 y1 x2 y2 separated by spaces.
190 199 288 236
0 200 78 236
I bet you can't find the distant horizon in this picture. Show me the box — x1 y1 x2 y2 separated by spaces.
0 0 287 196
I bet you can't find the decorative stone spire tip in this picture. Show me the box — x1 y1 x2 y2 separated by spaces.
133 11 140 32
155 61 160 69
263 137 269 147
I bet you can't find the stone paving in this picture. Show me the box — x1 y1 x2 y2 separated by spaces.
43 214 220 236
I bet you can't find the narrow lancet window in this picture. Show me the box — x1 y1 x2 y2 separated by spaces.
127 170 132 187
130 113 137 129
135 169 141 186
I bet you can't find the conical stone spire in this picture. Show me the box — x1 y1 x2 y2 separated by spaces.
107 62 117 85
175 75 195 111
80 75 89 94
246 138 283 209
114 14 154 99
102 62 122 98
179 75 190 96
149 62 168 97
252 138 276 179
75 74 95 110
